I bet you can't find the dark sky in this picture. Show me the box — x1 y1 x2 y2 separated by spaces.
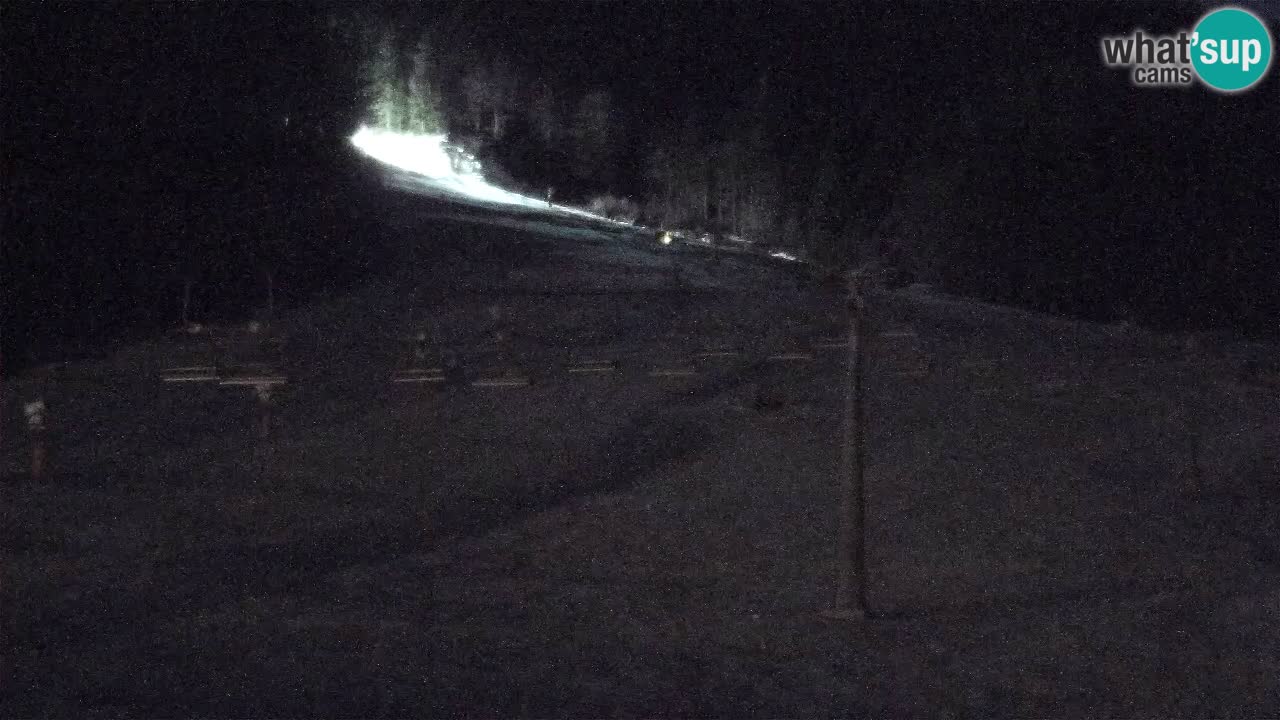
8 1 1278 170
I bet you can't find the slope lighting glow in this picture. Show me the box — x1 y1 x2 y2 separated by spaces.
350 126 455 179
349 126 633 226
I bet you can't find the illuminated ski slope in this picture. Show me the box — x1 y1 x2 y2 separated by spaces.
350 126 634 227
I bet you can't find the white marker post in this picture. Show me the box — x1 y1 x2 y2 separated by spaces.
24 399 48 480
253 383 275 441
218 375 286 438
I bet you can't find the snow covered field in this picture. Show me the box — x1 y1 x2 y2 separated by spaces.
3 168 1278 716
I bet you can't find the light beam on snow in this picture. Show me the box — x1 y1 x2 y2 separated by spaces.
349 126 633 226
350 127 456 179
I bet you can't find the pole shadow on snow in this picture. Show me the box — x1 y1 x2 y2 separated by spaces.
430 360 775 539
30 359 781 643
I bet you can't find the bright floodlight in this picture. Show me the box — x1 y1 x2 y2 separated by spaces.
351 126 455 179
349 126 633 227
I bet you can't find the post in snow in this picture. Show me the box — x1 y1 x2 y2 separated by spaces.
822 269 870 621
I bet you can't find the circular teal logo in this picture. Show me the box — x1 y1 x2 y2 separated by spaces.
1192 7 1273 92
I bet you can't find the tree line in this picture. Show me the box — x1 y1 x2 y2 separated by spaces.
331 3 1278 333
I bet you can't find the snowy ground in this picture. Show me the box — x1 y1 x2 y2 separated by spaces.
3 171 1279 716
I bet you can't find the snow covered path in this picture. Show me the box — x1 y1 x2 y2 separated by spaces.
4 165 1278 716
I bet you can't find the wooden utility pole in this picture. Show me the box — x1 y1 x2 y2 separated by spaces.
264 269 275 325
823 270 870 620
182 279 194 329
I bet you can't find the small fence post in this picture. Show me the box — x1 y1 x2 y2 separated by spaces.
487 303 510 365
412 332 430 367
823 269 870 621
254 383 274 441
24 399 48 480
442 348 465 386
